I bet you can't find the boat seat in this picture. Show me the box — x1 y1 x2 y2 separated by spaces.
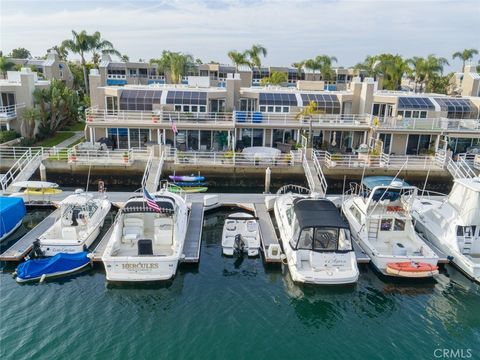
154 218 173 246
62 227 77 241
124 218 144 227
138 239 153 255
122 226 143 243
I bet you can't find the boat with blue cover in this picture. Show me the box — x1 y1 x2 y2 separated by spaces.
15 251 92 283
0 196 26 242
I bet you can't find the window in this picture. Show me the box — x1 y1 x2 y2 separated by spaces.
200 106 206 112
313 228 338 251
380 219 392 231
174 105 181 112
394 219 405 231
283 106 289 113
259 105 266 112
298 228 313 249
267 106 274 112
338 229 352 251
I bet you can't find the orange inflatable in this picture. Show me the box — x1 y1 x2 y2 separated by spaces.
386 261 439 278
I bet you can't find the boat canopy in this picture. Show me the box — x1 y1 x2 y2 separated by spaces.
293 198 348 229
60 193 94 206
123 197 174 213
362 176 410 189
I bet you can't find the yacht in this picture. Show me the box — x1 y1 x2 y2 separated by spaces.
342 176 439 278
102 190 188 282
38 190 111 256
412 178 480 282
221 212 260 256
274 186 359 285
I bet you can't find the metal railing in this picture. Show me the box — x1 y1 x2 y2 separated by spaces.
106 74 126 79
0 148 43 191
0 146 70 161
446 157 476 179
377 117 480 131
314 150 443 171
234 111 370 126
312 151 328 195
0 103 25 120
67 147 150 165
174 150 296 167
85 108 234 125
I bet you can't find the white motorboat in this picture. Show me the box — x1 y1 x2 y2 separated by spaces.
274 186 359 285
412 178 480 282
102 190 188 282
221 212 260 256
342 176 439 278
38 189 111 256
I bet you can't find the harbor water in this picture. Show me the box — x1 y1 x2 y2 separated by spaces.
1 209 479 359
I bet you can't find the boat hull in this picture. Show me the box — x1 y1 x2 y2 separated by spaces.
103 257 180 282
0 218 23 242
40 226 101 256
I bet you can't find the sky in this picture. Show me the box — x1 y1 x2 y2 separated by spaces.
1 0 479 71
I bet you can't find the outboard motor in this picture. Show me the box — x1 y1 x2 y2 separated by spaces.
26 239 45 259
233 234 245 257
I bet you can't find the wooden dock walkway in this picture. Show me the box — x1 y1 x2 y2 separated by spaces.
254 203 283 263
183 202 204 263
91 224 115 262
0 210 58 261
352 241 370 264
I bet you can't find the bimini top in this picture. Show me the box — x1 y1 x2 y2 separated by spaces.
362 176 410 189
293 198 348 229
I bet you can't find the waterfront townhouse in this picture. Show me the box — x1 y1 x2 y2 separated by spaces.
85 70 480 157
7 51 74 88
0 68 50 132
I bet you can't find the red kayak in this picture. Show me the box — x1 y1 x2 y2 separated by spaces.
386 261 439 278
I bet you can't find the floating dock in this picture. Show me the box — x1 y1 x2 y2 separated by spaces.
91 224 115 262
0 210 58 261
253 203 282 263
183 202 204 263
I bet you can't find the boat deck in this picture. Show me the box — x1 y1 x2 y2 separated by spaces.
0 210 59 261
183 202 204 263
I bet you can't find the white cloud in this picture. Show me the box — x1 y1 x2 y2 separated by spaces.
1 0 479 71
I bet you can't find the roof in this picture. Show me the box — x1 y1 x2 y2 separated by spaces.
293 198 348 229
362 176 410 189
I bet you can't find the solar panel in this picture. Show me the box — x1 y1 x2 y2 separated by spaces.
397 97 435 110
166 91 207 105
434 97 473 118
300 94 341 114
119 90 162 111
259 93 298 106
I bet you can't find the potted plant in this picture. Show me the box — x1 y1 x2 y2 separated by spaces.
123 151 129 163
86 115 94 122
151 115 159 123
69 154 77 162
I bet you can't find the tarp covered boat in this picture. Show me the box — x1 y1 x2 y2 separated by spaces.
0 196 26 241
169 175 205 182
15 251 92 282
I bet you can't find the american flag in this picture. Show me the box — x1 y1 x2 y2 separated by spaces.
171 121 178 134
143 188 161 212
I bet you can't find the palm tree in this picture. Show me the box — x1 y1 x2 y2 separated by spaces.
62 30 119 93
260 71 288 86
61 30 94 94
150 51 194 84
0 55 15 78
246 44 267 69
291 61 305 79
47 45 68 60
295 101 324 147
92 51 101 68
227 50 249 72
452 48 478 71
318 55 337 81
406 56 425 92
121 54 130 62
304 58 322 76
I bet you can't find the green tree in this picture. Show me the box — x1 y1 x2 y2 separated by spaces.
9 47 31 59
291 61 305 79
33 79 79 138
228 50 249 72
304 55 337 80
295 101 324 147
421 55 449 92
260 71 288 86
150 51 194 84
121 54 130 62
246 44 267 69
47 45 68 60
62 30 119 93
20 107 39 139
0 55 15 78
452 48 478 71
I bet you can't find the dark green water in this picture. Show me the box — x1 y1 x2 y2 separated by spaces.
1 210 479 360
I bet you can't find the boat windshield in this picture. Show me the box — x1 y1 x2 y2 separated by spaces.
295 227 352 252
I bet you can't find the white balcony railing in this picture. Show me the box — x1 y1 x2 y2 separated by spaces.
0 103 25 120
234 111 370 126
107 74 127 80
376 117 480 131
85 108 234 125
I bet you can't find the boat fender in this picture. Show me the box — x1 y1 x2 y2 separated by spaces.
86 253 94 265
12 271 17 278
281 254 288 265
39 274 46 283
447 255 454 262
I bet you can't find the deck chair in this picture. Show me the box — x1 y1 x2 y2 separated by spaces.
138 239 153 255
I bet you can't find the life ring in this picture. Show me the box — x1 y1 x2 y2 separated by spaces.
386 261 438 278
387 206 403 212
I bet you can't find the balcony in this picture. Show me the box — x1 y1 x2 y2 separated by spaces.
234 111 370 128
106 74 127 85
0 103 25 127
376 117 480 132
85 108 234 129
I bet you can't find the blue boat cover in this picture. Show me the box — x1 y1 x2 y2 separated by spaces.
16 252 90 280
362 176 410 189
0 197 26 239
